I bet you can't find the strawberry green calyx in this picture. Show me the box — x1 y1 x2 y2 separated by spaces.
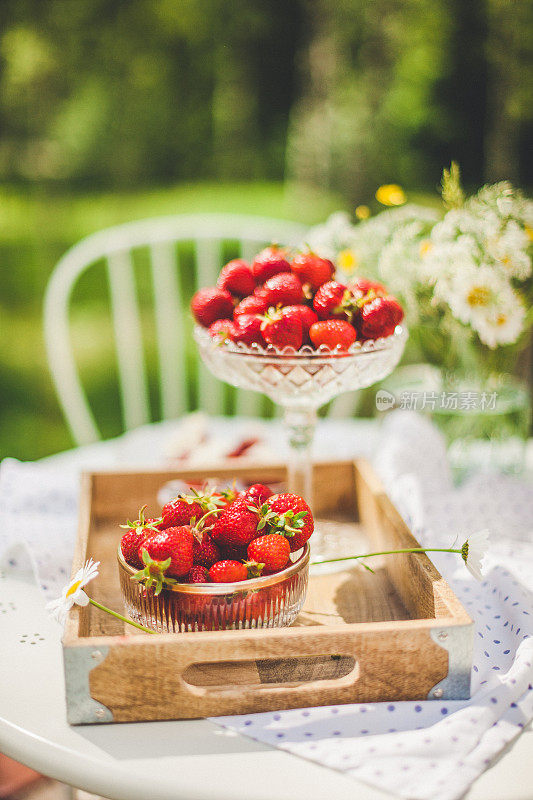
179 488 225 513
355 288 377 309
131 550 177 596
268 508 308 538
243 560 265 578
246 501 277 532
334 289 363 322
120 504 162 535
259 305 282 330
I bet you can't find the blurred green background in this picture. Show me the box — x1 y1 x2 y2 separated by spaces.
0 0 531 460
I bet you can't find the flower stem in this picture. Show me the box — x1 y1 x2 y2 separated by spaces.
88 598 156 634
311 547 461 567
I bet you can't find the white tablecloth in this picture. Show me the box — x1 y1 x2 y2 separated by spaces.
1 412 532 800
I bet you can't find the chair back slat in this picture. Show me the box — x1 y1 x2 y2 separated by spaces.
194 238 224 414
150 242 187 419
107 250 151 431
240 239 263 264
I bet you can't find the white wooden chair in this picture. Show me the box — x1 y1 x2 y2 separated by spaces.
43 214 309 446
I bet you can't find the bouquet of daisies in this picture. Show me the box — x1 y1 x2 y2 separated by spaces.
306 166 533 372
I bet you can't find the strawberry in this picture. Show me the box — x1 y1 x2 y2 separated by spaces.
313 281 350 320
119 505 161 569
234 294 269 317
359 294 403 340
291 253 335 290
187 565 210 583
309 320 357 350
265 493 314 552
134 526 194 592
217 259 256 297
247 534 290 573
231 313 265 346
161 488 224 528
208 318 237 342
259 272 304 307
191 287 234 327
282 305 318 340
210 496 262 549
349 277 386 297
161 496 205 528
252 245 291 283
244 483 273 505
192 531 221 569
260 306 303 349
209 560 249 583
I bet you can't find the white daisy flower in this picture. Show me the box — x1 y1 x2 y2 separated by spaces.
460 529 490 580
487 220 532 281
439 262 525 347
46 558 100 625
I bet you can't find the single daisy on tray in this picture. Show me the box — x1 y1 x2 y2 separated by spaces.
460 529 490 581
46 558 100 625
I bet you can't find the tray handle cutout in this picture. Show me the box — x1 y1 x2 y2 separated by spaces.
181 652 360 706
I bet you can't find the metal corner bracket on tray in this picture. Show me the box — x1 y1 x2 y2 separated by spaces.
428 623 473 701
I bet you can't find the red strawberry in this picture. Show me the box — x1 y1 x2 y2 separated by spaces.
359 295 403 340
247 534 290 573
217 259 255 297
209 560 249 583
265 493 314 552
208 318 237 342
282 305 318 340
234 294 269 318
244 483 273 505
231 314 265 346
187 565 210 583
161 496 205 528
119 505 161 569
291 253 335 290
191 287 234 327
192 531 221 569
260 306 303 349
313 281 350 320
349 277 386 297
251 245 291 283
210 496 262 549
260 273 304 307
134 526 194 593
120 530 149 569
309 320 357 350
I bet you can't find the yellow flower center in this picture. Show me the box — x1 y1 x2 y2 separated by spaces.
338 249 358 274
496 313 507 327
66 579 82 597
355 204 370 220
525 225 533 242
419 239 433 257
467 286 491 307
375 184 406 207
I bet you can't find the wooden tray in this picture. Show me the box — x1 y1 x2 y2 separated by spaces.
63 460 473 725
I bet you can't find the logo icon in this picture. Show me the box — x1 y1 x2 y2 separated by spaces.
375 389 395 411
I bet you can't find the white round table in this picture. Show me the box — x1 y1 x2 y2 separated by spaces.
1 416 532 800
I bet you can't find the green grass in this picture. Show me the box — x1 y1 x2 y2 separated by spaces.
0 180 347 460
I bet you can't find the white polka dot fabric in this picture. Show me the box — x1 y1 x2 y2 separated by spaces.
0 412 532 800
213 412 533 800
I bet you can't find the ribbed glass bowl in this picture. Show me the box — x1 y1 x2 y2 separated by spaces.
117 545 310 633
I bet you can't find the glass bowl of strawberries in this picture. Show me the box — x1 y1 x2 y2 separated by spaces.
192 247 407 546
117 482 312 632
